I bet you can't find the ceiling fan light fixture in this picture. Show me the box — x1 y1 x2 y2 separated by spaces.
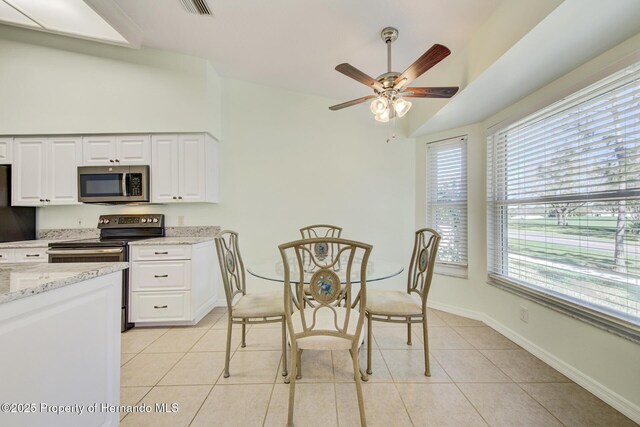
393 98 412 117
370 97 389 115
374 108 390 123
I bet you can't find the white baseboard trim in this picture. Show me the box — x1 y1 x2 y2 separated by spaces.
427 301 640 424
214 299 227 307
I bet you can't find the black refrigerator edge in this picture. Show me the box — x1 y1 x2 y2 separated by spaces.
0 165 36 243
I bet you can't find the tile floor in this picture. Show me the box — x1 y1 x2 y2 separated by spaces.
119 307 636 426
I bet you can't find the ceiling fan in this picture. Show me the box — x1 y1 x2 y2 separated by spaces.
329 27 459 122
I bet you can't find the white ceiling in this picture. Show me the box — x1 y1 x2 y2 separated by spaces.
113 0 501 101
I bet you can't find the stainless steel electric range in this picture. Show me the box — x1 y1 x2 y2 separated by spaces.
48 214 165 332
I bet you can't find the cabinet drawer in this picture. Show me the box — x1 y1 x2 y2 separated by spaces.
131 245 191 261
131 291 191 321
131 261 191 291
14 248 48 262
0 249 13 263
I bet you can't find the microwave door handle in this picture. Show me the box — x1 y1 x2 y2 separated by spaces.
122 172 128 196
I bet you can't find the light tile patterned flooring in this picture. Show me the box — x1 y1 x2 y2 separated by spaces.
119 307 636 426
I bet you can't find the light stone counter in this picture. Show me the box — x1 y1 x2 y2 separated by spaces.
0 262 129 305
0 239 68 249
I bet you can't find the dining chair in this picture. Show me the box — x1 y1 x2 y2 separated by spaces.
279 237 371 427
299 224 343 271
365 228 441 376
214 230 288 378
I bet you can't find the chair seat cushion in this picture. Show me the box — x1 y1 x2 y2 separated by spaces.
232 291 285 318
366 290 423 316
291 307 365 350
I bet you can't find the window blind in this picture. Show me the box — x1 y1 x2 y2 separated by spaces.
487 60 640 332
427 136 468 267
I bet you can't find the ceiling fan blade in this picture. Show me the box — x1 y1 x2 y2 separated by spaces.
403 86 459 98
393 44 451 87
335 63 383 91
329 95 375 111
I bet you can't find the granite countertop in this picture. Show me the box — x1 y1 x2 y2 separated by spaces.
0 262 129 305
128 236 215 246
0 239 68 249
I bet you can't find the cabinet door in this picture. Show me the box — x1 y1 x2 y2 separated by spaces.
0 138 12 164
82 136 116 166
12 138 47 206
178 134 206 202
116 135 151 165
48 137 82 205
151 135 179 203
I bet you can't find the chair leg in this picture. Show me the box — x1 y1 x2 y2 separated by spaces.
241 319 247 348
286 343 298 427
366 314 373 375
351 345 367 427
407 317 412 345
223 316 233 378
296 349 303 379
351 348 369 382
422 314 430 377
281 319 288 377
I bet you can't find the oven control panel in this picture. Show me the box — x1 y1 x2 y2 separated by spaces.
98 214 165 228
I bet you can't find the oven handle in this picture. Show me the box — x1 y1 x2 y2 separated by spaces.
47 248 125 255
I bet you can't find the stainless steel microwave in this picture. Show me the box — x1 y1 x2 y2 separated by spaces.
77 166 149 203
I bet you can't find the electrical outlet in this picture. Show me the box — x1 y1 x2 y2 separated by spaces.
178 215 185 226
520 306 529 323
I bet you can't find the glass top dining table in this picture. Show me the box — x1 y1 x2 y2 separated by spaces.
247 259 404 284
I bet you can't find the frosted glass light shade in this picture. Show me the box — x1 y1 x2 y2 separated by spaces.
370 97 389 115
393 98 412 117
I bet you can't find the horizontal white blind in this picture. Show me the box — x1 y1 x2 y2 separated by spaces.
487 61 640 327
427 136 468 266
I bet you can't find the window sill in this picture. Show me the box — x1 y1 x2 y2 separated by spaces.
487 275 640 344
435 264 468 279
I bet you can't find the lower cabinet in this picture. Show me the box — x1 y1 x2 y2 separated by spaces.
129 242 218 326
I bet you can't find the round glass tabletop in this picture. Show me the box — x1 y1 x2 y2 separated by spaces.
247 260 404 284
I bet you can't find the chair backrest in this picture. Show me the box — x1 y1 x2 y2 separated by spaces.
214 230 246 310
299 225 343 271
279 237 372 342
407 228 441 305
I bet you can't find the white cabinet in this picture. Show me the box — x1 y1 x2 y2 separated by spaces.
151 134 219 204
130 242 217 326
12 137 82 207
82 135 150 166
0 138 12 164
0 249 13 263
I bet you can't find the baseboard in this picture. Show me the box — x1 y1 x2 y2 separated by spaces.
215 299 227 307
428 301 640 424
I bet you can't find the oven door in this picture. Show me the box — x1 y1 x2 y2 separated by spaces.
47 247 126 263
77 166 149 203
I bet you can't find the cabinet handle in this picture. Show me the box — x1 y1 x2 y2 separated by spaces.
178 196 183 200
154 305 168 309
39 199 44 202
154 251 169 255
45 199 50 203
154 274 168 278
26 254 40 257
109 159 115 163
115 159 120 163
172 196 177 200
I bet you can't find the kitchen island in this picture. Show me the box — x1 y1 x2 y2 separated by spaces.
0 262 128 427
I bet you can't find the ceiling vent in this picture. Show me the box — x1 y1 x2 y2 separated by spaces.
177 0 213 16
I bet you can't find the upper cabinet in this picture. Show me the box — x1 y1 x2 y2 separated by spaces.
151 134 219 204
83 135 151 166
0 138 12 164
13 137 82 206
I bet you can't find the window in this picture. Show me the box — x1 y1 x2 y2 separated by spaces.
426 136 468 273
487 61 640 339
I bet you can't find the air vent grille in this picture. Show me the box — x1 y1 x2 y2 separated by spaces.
178 0 213 15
